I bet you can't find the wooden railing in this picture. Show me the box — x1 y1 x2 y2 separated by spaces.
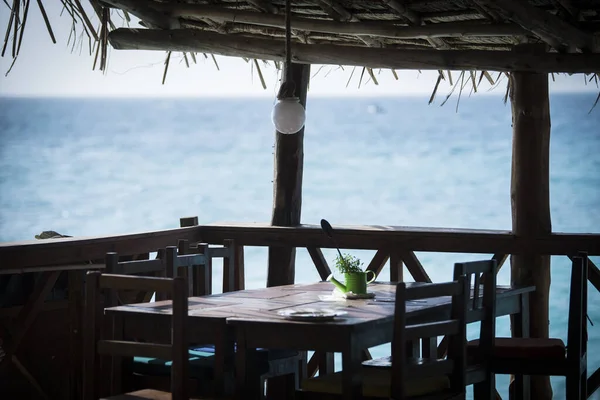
1 222 599 397
2 222 599 268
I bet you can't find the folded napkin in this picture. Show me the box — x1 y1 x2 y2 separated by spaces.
318 288 355 301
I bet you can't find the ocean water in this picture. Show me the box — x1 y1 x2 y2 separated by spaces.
0 94 599 399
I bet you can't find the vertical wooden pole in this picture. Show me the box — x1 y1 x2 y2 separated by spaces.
267 63 311 288
266 63 311 399
509 50 552 400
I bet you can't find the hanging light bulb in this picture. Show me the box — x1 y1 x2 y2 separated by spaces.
271 0 305 134
272 97 305 134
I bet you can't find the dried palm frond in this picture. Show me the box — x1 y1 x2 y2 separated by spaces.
1 0 599 110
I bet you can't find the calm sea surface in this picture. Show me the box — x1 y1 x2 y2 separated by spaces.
0 94 599 398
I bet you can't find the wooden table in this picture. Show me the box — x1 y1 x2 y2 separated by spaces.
226 281 535 400
105 281 534 399
104 284 322 395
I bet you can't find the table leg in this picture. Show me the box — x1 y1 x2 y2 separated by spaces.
214 325 235 396
341 338 362 400
235 328 262 399
512 293 531 400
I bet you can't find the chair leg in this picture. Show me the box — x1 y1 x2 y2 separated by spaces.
473 373 495 400
566 373 582 400
297 351 308 389
266 374 297 400
580 371 588 400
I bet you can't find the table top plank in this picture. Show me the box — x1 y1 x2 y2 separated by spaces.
105 281 534 329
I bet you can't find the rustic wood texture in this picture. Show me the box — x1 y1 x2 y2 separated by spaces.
389 251 403 282
220 281 530 400
364 249 390 277
234 245 245 291
476 0 594 51
267 62 310 288
110 2 530 40
0 307 72 399
194 223 600 255
0 270 62 400
3 224 599 272
306 247 332 281
106 284 531 349
68 270 84 399
484 255 588 400
0 226 201 270
391 278 468 399
108 28 600 73
509 48 553 400
85 272 190 400
454 260 499 399
399 250 432 283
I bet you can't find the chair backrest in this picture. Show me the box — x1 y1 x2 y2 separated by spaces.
83 270 189 400
567 252 588 368
105 251 168 305
453 260 497 362
391 278 468 399
177 239 239 295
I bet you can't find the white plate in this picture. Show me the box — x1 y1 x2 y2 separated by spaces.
277 308 348 322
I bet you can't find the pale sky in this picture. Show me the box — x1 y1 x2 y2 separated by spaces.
0 2 598 97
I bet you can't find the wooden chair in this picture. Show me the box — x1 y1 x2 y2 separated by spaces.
453 260 497 400
300 278 469 399
175 242 307 399
83 270 202 400
466 252 588 400
177 239 240 296
105 250 168 305
123 247 223 396
121 246 303 398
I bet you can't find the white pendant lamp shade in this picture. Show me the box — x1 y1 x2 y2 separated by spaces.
271 97 306 134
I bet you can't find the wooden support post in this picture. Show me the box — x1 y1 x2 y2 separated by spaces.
265 63 310 400
267 63 310 288
509 48 552 400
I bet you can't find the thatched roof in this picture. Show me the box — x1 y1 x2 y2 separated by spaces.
2 0 600 98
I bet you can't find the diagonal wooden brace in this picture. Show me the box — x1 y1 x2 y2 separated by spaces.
0 271 60 398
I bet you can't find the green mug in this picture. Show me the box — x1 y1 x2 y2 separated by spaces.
344 271 376 295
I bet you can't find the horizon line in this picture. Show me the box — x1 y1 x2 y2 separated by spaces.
0 89 596 100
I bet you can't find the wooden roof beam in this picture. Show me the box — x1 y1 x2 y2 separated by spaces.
314 0 355 22
475 0 595 51
311 0 384 46
382 0 420 25
157 4 529 40
108 28 600 73
383 0 451 50
247 0 278 14
99 0 179 29
552 0 580 20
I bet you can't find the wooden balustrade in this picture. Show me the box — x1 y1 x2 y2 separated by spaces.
1 222 599 398
2 222 599 270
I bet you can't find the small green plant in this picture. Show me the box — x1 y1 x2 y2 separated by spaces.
334 253 364 274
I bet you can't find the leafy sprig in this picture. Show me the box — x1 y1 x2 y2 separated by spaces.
334 253 363 274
